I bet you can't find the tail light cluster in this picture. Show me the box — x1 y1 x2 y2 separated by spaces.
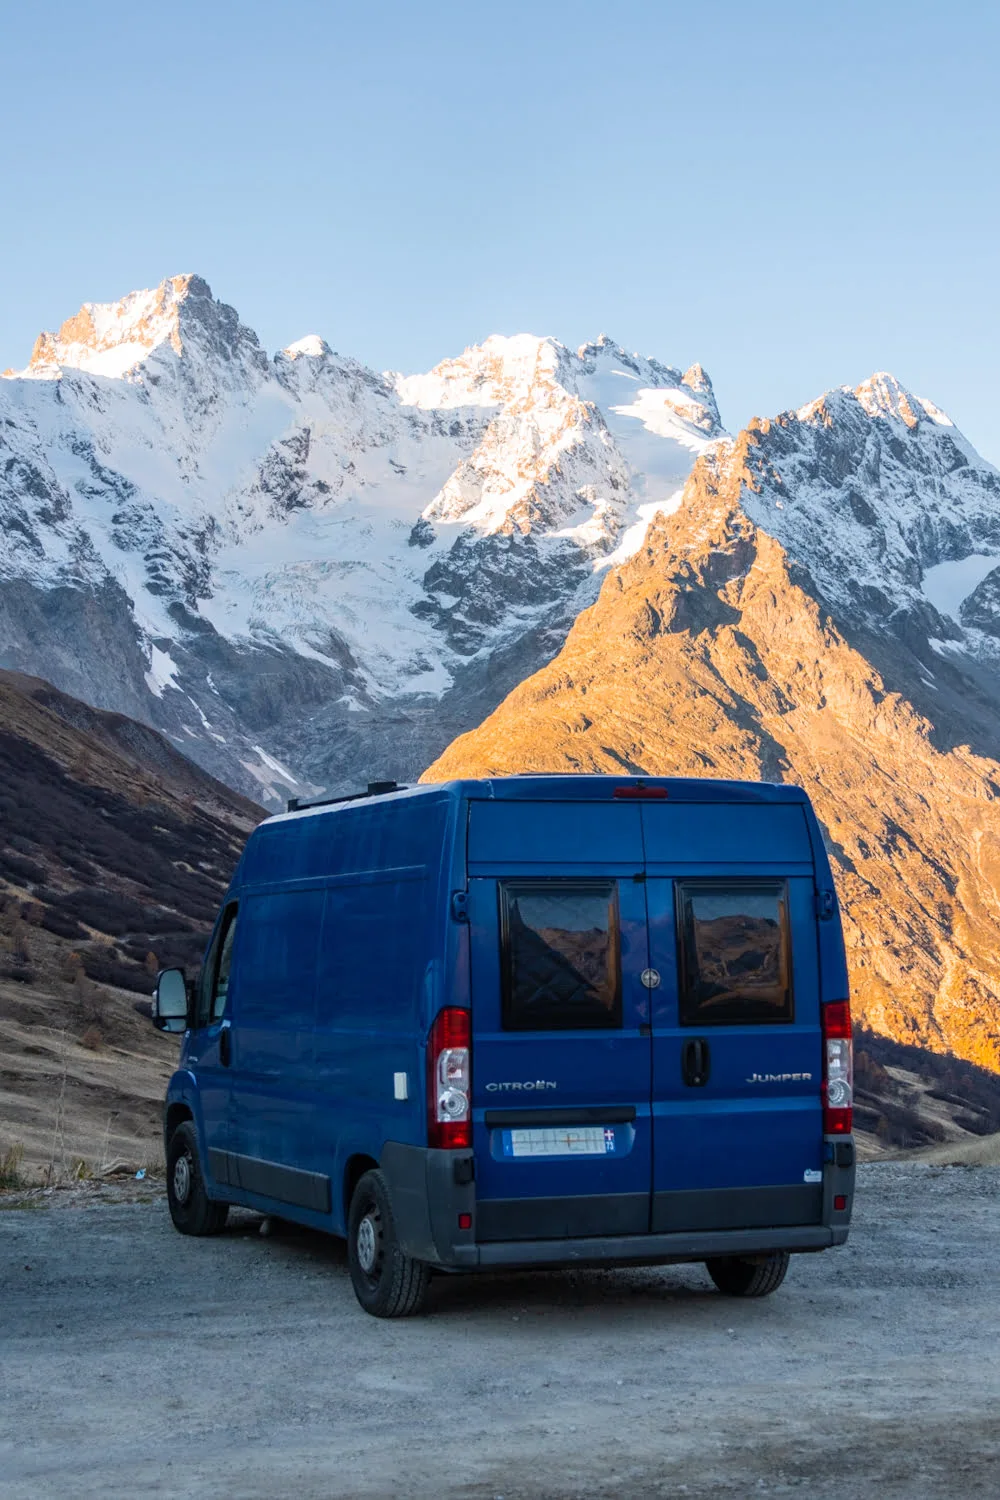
427 1007 471 1149
822 1000 853 1135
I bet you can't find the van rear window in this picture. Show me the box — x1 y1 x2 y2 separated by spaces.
500 882 621 1031
676 880 793 1025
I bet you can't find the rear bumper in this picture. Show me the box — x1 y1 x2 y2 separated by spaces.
457 1222 845 1270
379 1139 854 1272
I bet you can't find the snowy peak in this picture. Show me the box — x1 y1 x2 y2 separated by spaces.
395 332 723 436
731 370 1000 649
853 371 949 429
282 334 332 360
396 333 568 411
8 274 265 382
791 371 959 437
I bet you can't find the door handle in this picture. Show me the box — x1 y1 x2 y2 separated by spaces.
219 1025 231 1068
681 1037 710 1088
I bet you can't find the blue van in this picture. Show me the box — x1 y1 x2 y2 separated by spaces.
152 775 855 1317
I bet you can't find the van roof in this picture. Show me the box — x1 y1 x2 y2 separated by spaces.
274 774 808 822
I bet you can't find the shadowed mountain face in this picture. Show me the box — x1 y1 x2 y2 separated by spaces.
424 426 1000 1072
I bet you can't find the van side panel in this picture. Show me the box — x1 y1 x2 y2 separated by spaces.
224 790 458 1234
228 888 327 1208
239 789 454 887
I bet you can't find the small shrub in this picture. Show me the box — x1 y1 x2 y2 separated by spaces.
0 906 31 962
40 908 88 941
0 962 34 984
79 1025 103 1052
0 850 46 886
79 946 149 995
60 950 84 983
0 1143 25 1190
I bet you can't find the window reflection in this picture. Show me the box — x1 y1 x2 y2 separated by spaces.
502 882 621 1031
677 881 792 1025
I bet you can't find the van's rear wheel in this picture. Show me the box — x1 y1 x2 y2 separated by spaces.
706 1250 790 1297
347 1169 430 1318
166 1121 228 1236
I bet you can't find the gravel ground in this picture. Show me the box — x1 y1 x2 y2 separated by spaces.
1 1163 998 1500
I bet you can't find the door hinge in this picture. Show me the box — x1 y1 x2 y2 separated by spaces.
815 890 836 921
451 890 470 923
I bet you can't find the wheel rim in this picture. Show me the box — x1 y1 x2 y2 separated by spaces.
356 1209 380 1276
173 1150 192 1205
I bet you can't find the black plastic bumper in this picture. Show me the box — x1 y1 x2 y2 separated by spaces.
379 1139 854 1273
463 1221 845 1270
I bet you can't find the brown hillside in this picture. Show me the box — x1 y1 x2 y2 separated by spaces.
0 669 264 1175
424 441 1000 1071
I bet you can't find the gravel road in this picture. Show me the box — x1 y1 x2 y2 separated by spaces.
2 1163 998 1499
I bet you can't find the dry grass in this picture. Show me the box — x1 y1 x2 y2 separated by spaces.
0 1141 26 1190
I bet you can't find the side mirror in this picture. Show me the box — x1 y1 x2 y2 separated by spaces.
152 968 189 1033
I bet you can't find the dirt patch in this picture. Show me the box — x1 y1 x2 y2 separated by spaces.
1 1163 999 1499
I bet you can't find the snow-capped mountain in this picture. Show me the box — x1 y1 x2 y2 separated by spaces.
0 275 723 804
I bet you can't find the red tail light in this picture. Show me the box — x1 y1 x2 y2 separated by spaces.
427 1007 471 1149
613 784 668 799
822 1000 853 1135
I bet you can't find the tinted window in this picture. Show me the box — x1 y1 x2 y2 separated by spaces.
501 881 620 1031
676 880 792 1025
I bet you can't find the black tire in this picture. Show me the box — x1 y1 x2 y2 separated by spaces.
166 1121 229 1236
347 1169 430 1317
706 1250 790 1297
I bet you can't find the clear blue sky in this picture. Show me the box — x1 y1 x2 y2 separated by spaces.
2 0 998 459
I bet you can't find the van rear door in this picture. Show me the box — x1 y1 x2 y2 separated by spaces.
467 800 652 1242
642 801 824 1232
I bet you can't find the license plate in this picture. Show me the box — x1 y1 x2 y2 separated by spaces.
500 1126 616 1158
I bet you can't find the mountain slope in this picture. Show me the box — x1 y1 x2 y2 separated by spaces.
0 276 723 805
0 668 262 1173
424 401 1000 1071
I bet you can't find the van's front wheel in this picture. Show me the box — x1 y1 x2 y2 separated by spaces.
347 1169 430 1317
166 1122 228 1236
706 1250 790 1297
